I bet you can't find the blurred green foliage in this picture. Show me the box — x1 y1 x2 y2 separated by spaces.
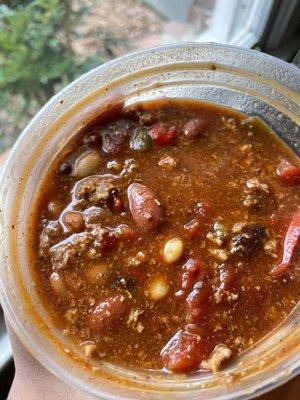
0 0 106 151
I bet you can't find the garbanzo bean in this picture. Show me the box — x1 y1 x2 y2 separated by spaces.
163 238 184 264
73 150 102 179
148 277 169 300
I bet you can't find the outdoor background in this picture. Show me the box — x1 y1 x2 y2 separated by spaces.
1 0 299 153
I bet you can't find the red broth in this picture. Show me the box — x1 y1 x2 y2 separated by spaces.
29 99 300 373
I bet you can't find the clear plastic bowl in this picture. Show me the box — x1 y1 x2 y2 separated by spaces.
0 43 299 400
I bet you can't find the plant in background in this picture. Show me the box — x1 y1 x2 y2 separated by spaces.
0 0 105 151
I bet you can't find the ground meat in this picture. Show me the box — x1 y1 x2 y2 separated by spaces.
73 176 117 208
243 178 270 210
39 221 63 257
201 344 232 372
83 206 109 226
264 239 278 258
50 232 94 269
158 155 177 171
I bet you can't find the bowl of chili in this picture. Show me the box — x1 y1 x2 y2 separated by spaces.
0 43 299 399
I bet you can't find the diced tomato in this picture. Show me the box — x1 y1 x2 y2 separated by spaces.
214 264 235 301
276 159 300 184
176 258 209 300
181 259 202 291
185 324 205 335
185 282 210 325
271 210 300 277
149 123 177 146
161 330 207 373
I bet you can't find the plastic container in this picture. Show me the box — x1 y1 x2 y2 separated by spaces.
0 43 299 400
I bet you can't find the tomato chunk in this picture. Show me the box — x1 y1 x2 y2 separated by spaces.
175 258 209 299
149 123 177 146
185 282 210 325
276 159 300 184
161 330 207 373
271 210 300 277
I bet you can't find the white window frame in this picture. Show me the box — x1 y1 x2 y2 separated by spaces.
145 0 275 48
199 0 275 47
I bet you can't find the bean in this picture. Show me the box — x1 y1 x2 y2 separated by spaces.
127 183 162 232
50 272 66 297
73 150 102 179
89 294 130 332
148 277 169 301
101 119 131 155
61 210 84 233
183 117 209 139
163 238 184 264
59 162 72 175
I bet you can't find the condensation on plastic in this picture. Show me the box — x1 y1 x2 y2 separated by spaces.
0 43 299 400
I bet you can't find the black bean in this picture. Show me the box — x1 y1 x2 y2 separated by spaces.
59 163 72 175
231 224 267 256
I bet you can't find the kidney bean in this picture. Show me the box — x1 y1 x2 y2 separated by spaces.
109 194 124 213
183 117 209 139
89 294 130 332
101 119 131 155
61 210 85 233
161 330 207 373
127 183 163 232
